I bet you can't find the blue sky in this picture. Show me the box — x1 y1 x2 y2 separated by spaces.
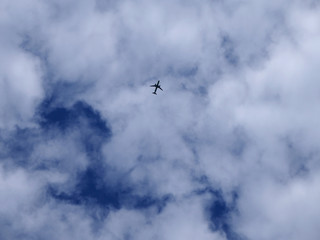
1 0 320 239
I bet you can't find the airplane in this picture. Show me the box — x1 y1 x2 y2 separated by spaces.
150 80 163 95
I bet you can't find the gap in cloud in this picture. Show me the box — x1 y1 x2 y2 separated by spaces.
48 166 126 209
38 99 112 169
39 94 174 219
1 93 112 168
208 190 244 240
192 175 244 240
49 163 174 216
38 99 111 137
37 96 114 210
129 193 174 214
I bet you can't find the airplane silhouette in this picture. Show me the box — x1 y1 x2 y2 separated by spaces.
150 80 163 95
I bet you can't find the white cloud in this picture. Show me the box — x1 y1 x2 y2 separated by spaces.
0 0 45 129
1 0 320 239
103 197 226 240
0 46 43 128
235 172 320 240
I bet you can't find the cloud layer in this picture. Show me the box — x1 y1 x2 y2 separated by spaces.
1 0 320 239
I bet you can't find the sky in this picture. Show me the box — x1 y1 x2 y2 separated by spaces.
1 0 320 239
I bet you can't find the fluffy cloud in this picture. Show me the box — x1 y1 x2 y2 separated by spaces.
0 45 43 129
103 197 226 240
1 0 320 239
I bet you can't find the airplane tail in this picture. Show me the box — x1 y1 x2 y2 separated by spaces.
153 92 157 95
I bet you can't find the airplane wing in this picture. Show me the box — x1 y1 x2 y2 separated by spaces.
159 86 163 91
150 84 156 87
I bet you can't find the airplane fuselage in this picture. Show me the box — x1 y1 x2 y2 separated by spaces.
150 80 163 95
